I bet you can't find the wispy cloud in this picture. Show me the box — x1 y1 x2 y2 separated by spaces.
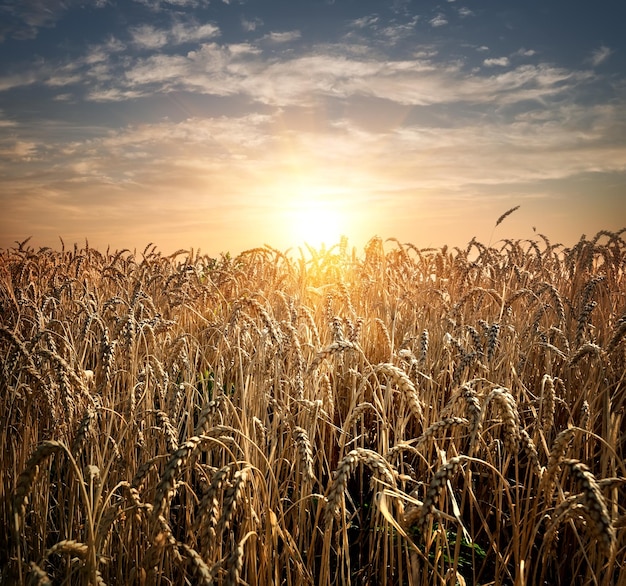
587 45 612 66
350 15 380 29
85 37 127 64
130 25 169 49
0 0 83 40
483 57 510 67
0 71 39 92
241 16 263 32
0 139 39 160
130 20 219 49
0 34 597 110
457 7 474 18
429 14 448 27
262 31 302 43
132 0 210 11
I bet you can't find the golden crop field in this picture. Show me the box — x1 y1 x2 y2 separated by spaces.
1 228 624 585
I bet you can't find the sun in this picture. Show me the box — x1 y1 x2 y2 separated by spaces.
264 152 359 250
288 200 343 248
283 184 350 249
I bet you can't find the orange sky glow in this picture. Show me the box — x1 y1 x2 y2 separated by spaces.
1 1 625 256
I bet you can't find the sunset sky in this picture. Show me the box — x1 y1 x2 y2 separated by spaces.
1 0 625 255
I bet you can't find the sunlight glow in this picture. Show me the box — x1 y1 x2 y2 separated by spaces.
288 201 342 248
282 182 351 249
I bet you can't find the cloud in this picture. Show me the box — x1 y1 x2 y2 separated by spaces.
2 7 625 253
132 0 210 10
0 140 39 160
0 71 39 92
484 57 510 67
0 27 598 115
3 98 625 252
350 15 380 29
130 25 169 49
84 37 126 64
262 31 302 43
587 45 612 67
130 20 219 49
242 17 263 32
171 21 220 43
53 93 74 102
2 82 625 253
429 14 448 27
227 43 261 57
124 54 190 86
457 7 474 18
0 0 107 41
378 17 419 42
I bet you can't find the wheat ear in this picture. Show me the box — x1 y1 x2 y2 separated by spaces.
153 436 203 519
293 426 315 483
178 542 215 586
484 387 520 452
407 456 465 536
375 362 424 422
219 466 252 533
519 428 542 476
325 448 396 524
564 459 615 556
14 440 65 525
195 464 231 554
542 427 577 496
540 375 555 434
495 205 520 227
308 340 355 372
413 417 469 449
28 561 51 586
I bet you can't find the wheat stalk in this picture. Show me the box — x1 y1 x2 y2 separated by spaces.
519 428 542 476
3 232 624 585
71 406 98 457
45 539 89 559
568 342 603 366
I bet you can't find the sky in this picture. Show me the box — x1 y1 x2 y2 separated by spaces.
1 0 625 255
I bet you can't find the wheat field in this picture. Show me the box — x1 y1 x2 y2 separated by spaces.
1 228 625 585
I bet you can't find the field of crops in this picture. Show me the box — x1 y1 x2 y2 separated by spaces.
1 228 624 585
